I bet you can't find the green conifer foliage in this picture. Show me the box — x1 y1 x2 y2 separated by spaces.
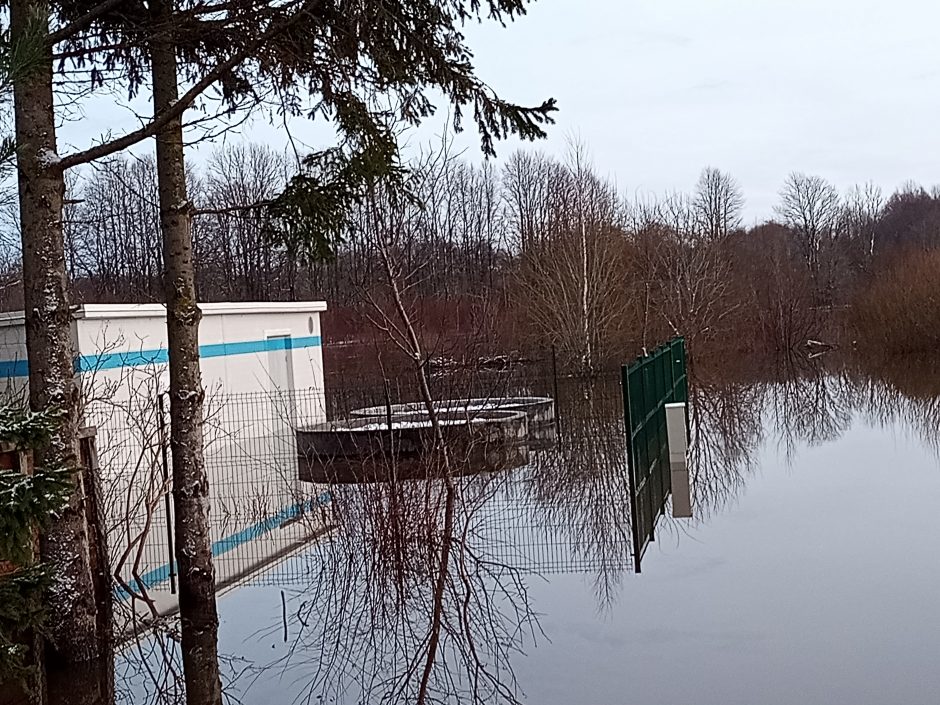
0 407 70 686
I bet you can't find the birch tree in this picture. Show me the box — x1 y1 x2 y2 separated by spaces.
514 147 627 369
843 182 883 260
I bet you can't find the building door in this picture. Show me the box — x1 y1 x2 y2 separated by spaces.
266 333 296 451
266 334 294 391
265 333 299 505
266 334 296 426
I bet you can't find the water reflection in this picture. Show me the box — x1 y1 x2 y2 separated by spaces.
762 354 940 456
63 354 940 704
687 378 764 519
769 371 854 454
689 353 940 522
848 357 940 453
260 381 634 704
524 379 633 606
255 474 536 704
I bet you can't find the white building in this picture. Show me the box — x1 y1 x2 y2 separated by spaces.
0 301 327 399
0 302 331 612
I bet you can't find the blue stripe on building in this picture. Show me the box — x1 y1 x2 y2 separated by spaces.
114 492 332 599
0 335 322 377
0 359 29 378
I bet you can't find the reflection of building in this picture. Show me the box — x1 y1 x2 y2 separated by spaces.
0 302 330 616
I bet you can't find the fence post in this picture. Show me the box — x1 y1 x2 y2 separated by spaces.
383 379 394 432
665 403 692 518
550 344 561 439
78 427 113 655
157 393 176 595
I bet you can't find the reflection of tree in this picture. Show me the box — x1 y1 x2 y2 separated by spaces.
766 358 854 455
237 357 940 705
253 377 642 703
698 353 940 473
524 377 633 606
848 357 940 454
271 471 537 705
113 617 256 705
687 378 765 520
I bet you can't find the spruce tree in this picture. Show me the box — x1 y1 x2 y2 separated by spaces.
0 406 70 700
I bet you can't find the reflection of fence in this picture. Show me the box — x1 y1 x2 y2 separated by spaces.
478 448 633 576
84 387 330 601
621 338 688 573
256 435 635 587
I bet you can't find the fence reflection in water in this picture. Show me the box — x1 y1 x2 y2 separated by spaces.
85 365 645 617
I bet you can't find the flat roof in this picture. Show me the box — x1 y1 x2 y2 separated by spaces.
0 301 328 327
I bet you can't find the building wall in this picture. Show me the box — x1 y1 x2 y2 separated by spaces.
0 311 54 400
74 303 325 414
0 302 330 597
0 303 327 402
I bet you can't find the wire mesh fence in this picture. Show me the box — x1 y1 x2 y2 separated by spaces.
247 367 636 585
85 385 331 598
84 361 636 600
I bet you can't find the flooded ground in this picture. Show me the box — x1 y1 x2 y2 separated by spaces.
120 360 940 705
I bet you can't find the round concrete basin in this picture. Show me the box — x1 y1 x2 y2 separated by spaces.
297 409 528 484
350 396 555 447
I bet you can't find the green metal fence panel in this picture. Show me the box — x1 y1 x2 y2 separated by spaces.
622 337 688 573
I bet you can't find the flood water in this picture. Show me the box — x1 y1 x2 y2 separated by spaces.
121 359 940 705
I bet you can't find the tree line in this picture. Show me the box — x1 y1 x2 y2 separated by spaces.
1 0 935 698
2 139 934 374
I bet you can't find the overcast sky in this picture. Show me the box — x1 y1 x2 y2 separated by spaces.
60 0 940 222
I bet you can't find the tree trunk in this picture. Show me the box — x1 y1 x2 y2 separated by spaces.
150 9 223 704
46 658 114 705
10 0 106 678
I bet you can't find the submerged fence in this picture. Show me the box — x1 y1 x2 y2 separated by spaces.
621 338 688 573
86 360 634 596
85 387 333 600
80 341 692 604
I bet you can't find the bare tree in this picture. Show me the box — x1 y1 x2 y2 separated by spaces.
515 145 628 370
501 150 566 253
842 182 883 260
71 157 162 302
775 172 841 282
198 144 293 300
693 167 744 242
630 193 740 357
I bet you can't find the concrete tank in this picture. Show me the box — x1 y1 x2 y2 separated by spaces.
350 396 555 448
297 409 529 484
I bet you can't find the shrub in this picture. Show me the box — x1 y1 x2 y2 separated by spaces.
850 248 940 354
